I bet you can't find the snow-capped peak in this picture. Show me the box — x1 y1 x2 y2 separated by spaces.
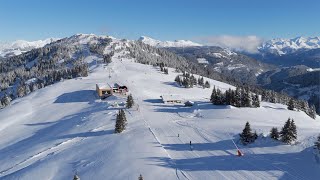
138 36 202 48
258 36 320 56
0 38 59 58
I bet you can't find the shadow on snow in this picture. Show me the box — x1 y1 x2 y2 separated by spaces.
54 90 96 104
147 146 319 180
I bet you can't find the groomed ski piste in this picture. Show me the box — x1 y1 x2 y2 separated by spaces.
0 50 320 180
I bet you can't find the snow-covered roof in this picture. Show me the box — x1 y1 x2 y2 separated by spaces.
160 94 183 102
96 83 112 89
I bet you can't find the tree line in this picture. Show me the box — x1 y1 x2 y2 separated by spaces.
174 71 210 88
240 118 297 145
210 86 260 108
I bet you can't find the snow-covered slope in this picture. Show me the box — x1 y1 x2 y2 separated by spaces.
258 36 320 56
0 46 319 180
138 36 202 47
0 38 59 57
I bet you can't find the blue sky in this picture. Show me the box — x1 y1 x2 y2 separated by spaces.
0 0 319 42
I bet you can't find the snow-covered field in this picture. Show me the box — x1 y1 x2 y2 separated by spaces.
0 53 319 180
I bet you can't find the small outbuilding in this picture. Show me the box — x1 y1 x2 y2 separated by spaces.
113 83 128 94
160 95 183 104
96 83 113 99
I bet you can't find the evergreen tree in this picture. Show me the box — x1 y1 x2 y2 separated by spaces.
280 118 297 144
270 91 276 103
314 134 320 152
164 68 169 74
299 101 309 113
252 94 260 107
138 174 143 180
115 109 127 133
270 127 279 140
230 89 236 106
204 81 210 88
198 76 204 86
210 86 217 104
126 94 134 108
242 89 252 107
174 75 181 84
73 173 80 180
182 77 192 88
215 89 224 105
1 94 11 106
225 89 231 105
240 122 256 145
234 87 241 107
190 74 197 85
287 98 295 111
308 104 317 119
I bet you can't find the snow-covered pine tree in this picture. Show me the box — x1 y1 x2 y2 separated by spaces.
287 98 295 110
230 89 236 106
198 76 204 86
252 94 260 107
299 100 309 113
308 104 317 119
164 68 169 74
240 122 255 145
270 127 279 140
234 87 241 107
210 86 217 104
270 91 276 103
204 81 210 88
280 118 297 144
215 88 224 105
1 94 11 106
120 109 127 125
280 118 290 143
126 94 134 108
114 109 127 133
138 174 143 180
190 74 197 85
73 174 80 180
242 89 252 107
114 111 123 133
225 89 231 105
174 75 181 84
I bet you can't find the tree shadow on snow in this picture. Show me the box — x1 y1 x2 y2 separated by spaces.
25 121 56 126
54 90 96 104
162 81 184 88
163 141 236 153
0 104 107 168
143 99 163 104
147 147 319 179
261 105 287 111
152 102 230 114
56 129 113 139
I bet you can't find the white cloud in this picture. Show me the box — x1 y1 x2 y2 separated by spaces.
196 35 264 53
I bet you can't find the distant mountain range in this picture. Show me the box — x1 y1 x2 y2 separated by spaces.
0 38 59 58
258 36 320 56
138 36 202 48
